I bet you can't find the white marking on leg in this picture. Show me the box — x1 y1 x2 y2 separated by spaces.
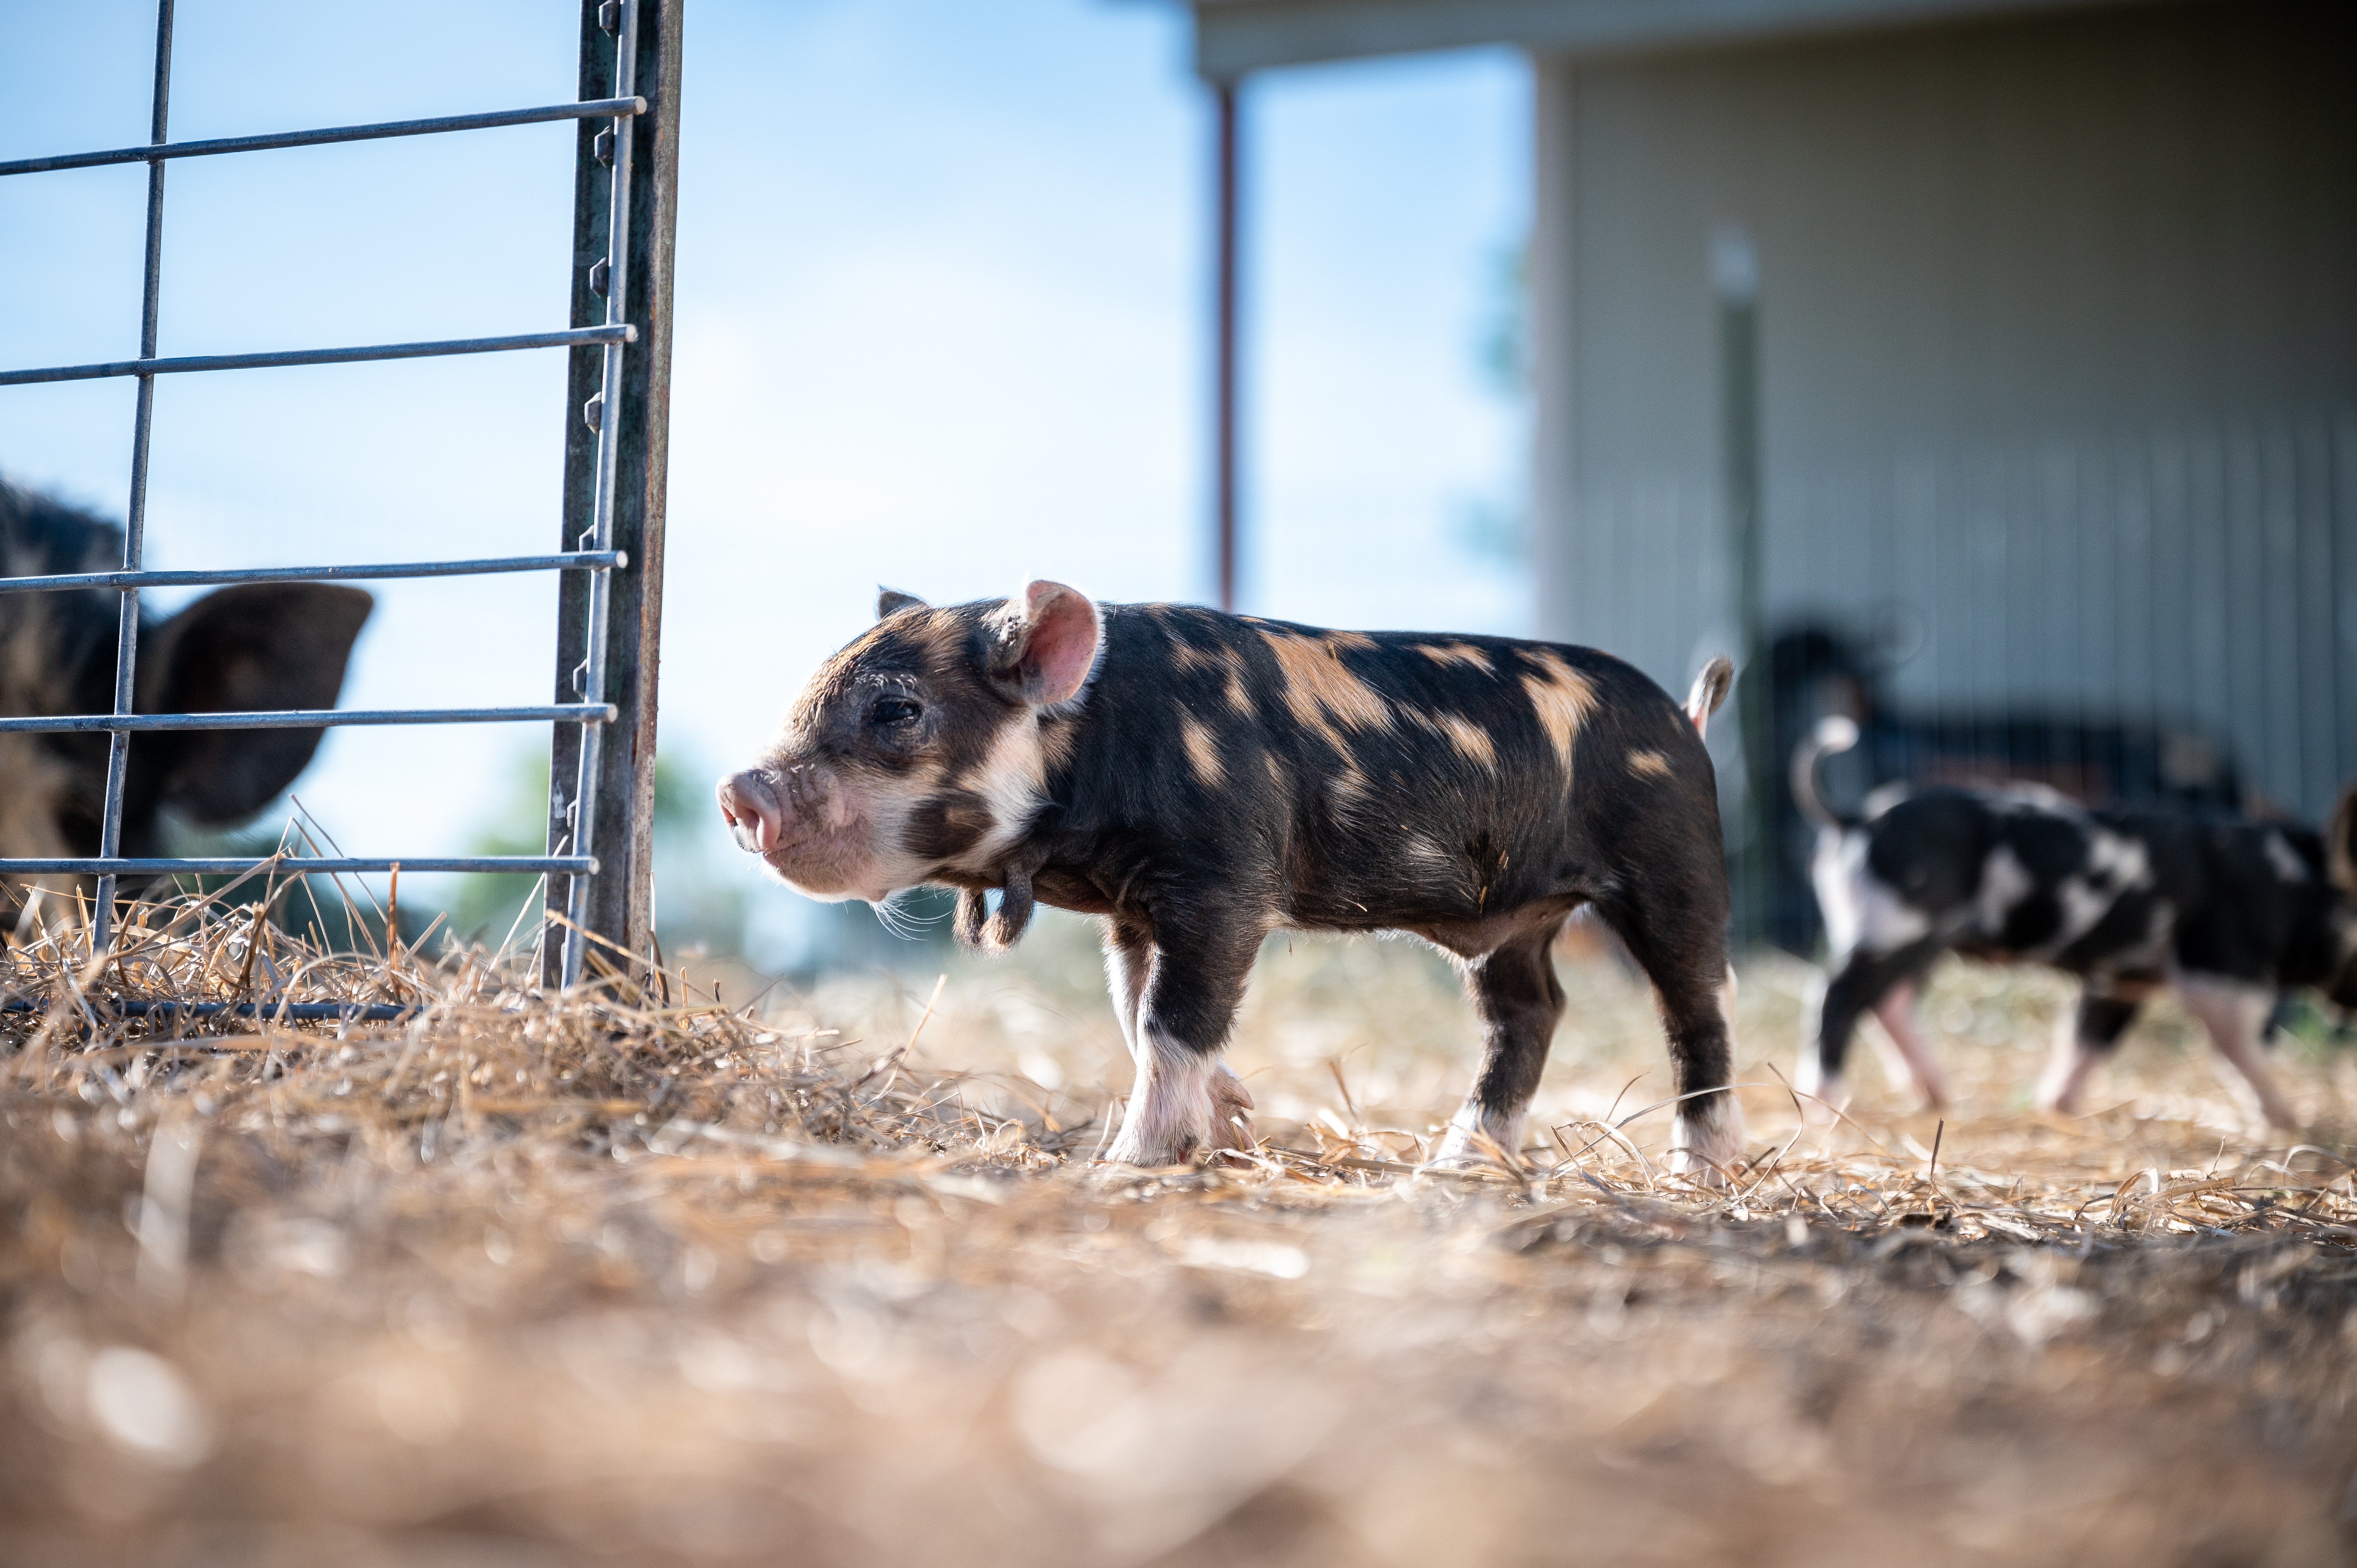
1670 971 1746 1183
2033 998 2104 1116
2178 976 2299 1131
1103 934 1149 1055
1102 1024 1217 1167
1670 1092 1746 1186
1428 1101 1528 1171
1793 969 1843 1125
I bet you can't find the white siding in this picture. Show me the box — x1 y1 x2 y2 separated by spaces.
1532 0 2357 818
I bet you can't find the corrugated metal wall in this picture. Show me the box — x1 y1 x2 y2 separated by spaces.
1765 416 2357 817
1531 0 2357 823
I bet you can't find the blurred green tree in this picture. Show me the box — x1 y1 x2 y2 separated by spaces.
451 749 748 961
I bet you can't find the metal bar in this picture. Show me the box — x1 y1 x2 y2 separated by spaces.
562 0 649 989
0 704 615 735
0 324 633 388
1 997 419 1022
1213 78 1240 614
97 0 176 954
0 550 624 595
0 96 647 179
1714 227 1768 948
549 0 680 989
0 857 594 875
547 7 611 984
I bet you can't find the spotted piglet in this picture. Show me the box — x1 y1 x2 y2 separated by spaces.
1791 715 2357 1128
718 583 1743 1175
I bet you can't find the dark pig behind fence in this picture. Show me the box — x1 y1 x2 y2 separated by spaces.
721 581 1743 1176
1764 624 2244 954
0 479 371 916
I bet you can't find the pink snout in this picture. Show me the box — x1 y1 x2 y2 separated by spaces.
716 771 784 854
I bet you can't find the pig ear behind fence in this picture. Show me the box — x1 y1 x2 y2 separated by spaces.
136 583 374 825
2330 784 2357 895
989 581 1101 709
877 588 928 620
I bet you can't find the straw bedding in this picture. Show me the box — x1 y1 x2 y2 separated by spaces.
1 892 2353 1566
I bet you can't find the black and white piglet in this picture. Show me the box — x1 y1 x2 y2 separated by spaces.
719 581 1744 1174
1793 716 2357 1127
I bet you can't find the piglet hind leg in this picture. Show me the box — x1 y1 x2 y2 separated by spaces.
2033 984 2141 1117
1601 889 1744 1187
1798 943 1935 1123
2178 977 2301 1132
1429 927 1565 1171
1869 979 1948 1112
1101 917 1261 1167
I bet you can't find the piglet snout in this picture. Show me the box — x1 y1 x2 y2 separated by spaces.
716 771 784 854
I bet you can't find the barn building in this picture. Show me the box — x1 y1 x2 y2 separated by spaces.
1185 0 2356 946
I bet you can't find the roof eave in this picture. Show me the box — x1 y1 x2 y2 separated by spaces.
1192 0 2150 79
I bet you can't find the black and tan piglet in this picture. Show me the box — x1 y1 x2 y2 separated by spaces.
719 582 1744 1173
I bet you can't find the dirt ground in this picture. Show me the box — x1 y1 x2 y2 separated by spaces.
3 904 2355 1566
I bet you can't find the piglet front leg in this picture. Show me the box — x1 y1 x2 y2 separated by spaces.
1099 919 1259 1166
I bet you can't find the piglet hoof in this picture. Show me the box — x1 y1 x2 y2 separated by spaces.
1100 1091 1207 1169
1669 1098 1746 1190
1790 1065 1843 1128
1100 1127 1199 1169
1424 1112 1526 1174
1207 1067 1257 1154
1667 1147 1731 1190
2030 1083 2080 1119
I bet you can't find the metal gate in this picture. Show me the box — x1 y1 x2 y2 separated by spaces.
0 0 680 989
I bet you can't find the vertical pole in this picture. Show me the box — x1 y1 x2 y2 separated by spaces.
560 0 641 987
96 0 176 953
1212 78 1240 614
1526 54 1576 642
1715 226 1766 949
548 0 682 986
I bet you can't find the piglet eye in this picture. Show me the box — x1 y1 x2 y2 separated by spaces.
871 697 922 727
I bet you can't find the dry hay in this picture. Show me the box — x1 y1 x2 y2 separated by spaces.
1 893 2354 1567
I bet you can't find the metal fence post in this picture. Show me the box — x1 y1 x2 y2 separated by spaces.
1715 227 1767 950
0 6 656 929
547 0 681 984
1211 77 1240 614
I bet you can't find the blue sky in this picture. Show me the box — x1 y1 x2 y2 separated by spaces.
0 0 1528 963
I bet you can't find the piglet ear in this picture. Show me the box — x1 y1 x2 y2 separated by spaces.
992 579 1101 708
2330 784 2357 895
136 583 373 825
877 587 927 620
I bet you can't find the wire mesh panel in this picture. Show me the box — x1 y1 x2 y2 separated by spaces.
0 0 680 987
